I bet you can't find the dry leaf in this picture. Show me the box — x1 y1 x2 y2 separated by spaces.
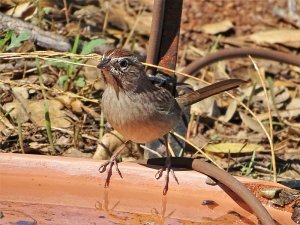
28 99 70 128
191 98 220 117
0 0 18 7
204 143 264 153
74 5 104 27
257 110 300 120
29 142 48 150
12 87 28 99
249 29 300 44
0 111 14 129
201 19 234 34
63 147 93 158
274 87 290 105
56 95 72 108
6 1 36 20
56 95 85 114
274 80 299 88
239 112 265 133
109 5 152 36
287 98 300 110
219 100 237 122
70 99 83 114
56 135 71 146
236 131 266 143
190 83 220 117
252 86 290 110
3 101 29 123
285 98 300 118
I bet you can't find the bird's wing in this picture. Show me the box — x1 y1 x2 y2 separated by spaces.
153 88 180 115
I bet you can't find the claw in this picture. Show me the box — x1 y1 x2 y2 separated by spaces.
155 157 179 195
99 158 123 188
171 169 179 184
114 160 123 178
155 168 164 180
99 161 109 173
98 143 128 188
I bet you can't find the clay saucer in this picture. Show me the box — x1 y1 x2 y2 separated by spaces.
0 153 294 224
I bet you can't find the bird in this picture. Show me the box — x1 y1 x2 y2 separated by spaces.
97 48 246 194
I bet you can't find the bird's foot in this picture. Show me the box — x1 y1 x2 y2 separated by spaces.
99 143 128 187
99 157 123 188
155 157 179 195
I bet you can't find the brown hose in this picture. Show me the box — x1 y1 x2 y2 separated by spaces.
136 157 276 225
178 47 300 82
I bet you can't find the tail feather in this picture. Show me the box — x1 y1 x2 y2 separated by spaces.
176 79 247 107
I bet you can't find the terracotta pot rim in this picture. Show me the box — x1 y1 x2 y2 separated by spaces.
0 153 294 225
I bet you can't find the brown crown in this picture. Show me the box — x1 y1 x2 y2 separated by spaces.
104 48 133 59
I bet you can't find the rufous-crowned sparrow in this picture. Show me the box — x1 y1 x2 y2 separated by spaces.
97 48 246 193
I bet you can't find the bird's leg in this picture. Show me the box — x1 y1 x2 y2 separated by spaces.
99 141 129 187
155 135 179 195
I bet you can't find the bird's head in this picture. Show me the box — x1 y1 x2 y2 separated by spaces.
97 48 145 96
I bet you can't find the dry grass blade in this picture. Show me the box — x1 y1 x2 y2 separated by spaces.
63 0 70 24
249 56 276 182
0 79 98 103
140 145 162 158
102 1 110 35
0 51 100 60
123 5 146 48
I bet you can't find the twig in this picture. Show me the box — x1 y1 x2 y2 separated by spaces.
0 12 71 51
62 0 70 24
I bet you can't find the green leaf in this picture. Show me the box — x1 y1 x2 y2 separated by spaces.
0 31 13 51
74 77 86 87
81 38 106 55
7 31 31 50
46 57 71 69
71 34 80 54
58 75 68 87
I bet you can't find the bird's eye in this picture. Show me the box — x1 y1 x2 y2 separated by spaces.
119 59 128 69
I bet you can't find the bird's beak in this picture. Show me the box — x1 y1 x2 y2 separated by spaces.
97 58 120 98
97 58 110 69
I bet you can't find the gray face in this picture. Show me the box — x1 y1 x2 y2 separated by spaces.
98 49 142 74
108 56 138 76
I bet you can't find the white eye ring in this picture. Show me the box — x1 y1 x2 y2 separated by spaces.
119 59 128 69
